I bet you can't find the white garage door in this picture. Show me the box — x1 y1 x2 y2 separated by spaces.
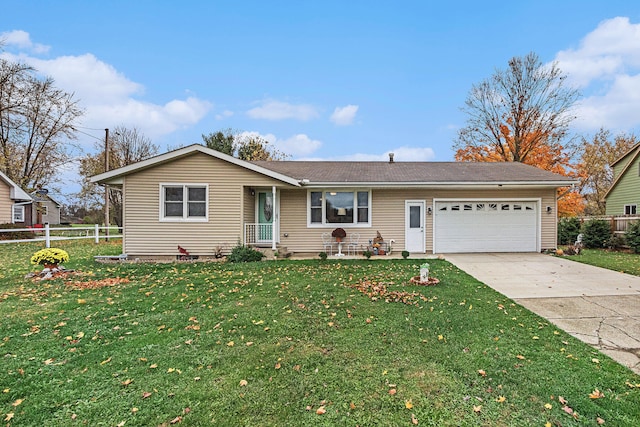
434 201 538 253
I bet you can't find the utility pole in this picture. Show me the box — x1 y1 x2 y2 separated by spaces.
104 128 110 240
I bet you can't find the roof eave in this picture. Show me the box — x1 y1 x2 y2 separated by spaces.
301 180 577 188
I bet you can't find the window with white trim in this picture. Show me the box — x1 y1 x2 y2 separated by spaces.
308 190 371 226
161 184 208 221
12 205 25 223
625 204 637 215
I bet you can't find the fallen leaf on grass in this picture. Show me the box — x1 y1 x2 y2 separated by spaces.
516 355 526 360
349 402 356 410
4 413 14 422
239 379 248 387
405 400 413 409
544 403 553 410
589 388 605 399
121 379 133 386
142 391 152 399
12 398 23 407
558 396 567 405
316 406 326 415
473 405 482 413
597 417 605 424
100 357 112 365
411 413 419 425
562 405 573 415
388 388 397 395
478 369 486 377
496 396 506 403
170 416 182 424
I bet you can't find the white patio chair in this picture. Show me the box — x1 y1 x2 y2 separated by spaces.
347 232 360 256
322 232 335 255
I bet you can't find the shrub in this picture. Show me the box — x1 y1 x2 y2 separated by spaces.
626 221 640 253
580 219 612 249
31 248 70 266
362 250 372 260
318 251 328 261
606 234 627 251
0 223 35 240
401 250 410 259
226 245 265 263
558 217 581 245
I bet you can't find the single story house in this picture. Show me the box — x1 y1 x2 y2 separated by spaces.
605 142 640 216
29 190 62 226
91 144 576 258
0 171 32 225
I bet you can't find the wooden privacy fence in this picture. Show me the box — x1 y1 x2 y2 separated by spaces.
578 215 640 234
0 224 122 247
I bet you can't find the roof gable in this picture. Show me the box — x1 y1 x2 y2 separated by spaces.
605 145 640 199
91 144 301 187
0 171 32 201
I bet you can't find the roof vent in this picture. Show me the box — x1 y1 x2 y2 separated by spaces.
389 152 395 163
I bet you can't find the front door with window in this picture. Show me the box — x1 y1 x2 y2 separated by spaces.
405 201 425 252
257 191 277 243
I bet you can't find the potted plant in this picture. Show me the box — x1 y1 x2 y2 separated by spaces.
31 247 70 270
331 227 347 242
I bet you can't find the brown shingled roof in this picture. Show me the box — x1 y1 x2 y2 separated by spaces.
251 160 575 184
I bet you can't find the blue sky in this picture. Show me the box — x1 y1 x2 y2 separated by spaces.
2 1 640 198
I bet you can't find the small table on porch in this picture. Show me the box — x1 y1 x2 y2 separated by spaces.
335 239 345 257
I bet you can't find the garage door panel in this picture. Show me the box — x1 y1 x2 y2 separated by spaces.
434 201 538 253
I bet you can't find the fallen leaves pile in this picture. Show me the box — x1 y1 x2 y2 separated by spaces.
65 277 130 290
348 279 430 305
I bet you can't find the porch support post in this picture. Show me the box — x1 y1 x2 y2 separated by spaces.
272 186 277 250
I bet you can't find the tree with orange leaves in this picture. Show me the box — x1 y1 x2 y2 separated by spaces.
454 52 583 216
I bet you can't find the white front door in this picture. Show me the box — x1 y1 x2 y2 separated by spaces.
405 201 425 253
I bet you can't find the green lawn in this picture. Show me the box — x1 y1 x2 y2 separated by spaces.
564 249 640 276
1 240 639 426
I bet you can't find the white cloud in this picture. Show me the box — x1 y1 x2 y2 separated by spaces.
247 100 319 121
330 104 359 125
238 131 322 157
215 110 234 120
553 17 640 131
1 30 50 54
0 32 212 144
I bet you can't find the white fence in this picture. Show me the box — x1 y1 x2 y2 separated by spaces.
0 224 122 248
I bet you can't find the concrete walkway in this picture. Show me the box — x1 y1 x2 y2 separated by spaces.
445 253 640 374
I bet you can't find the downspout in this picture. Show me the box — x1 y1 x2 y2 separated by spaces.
272 185 277 250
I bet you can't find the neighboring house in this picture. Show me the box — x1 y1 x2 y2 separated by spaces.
91 144 576 258
29 191 62 225
605 143 640 216
0 171 32 225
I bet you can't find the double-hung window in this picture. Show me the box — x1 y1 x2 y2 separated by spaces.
12 205 25 223
308 190 371 226
625 204 637 215
161 184 208 221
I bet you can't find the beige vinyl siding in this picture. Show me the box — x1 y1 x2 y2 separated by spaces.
0 181 10 223
277 187 557 254
123 152 289 257
606 155 640 215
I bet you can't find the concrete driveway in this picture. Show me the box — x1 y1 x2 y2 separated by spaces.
445 253 640 374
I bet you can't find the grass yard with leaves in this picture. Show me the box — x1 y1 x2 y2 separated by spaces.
1 240 640 426
565 249 640 277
